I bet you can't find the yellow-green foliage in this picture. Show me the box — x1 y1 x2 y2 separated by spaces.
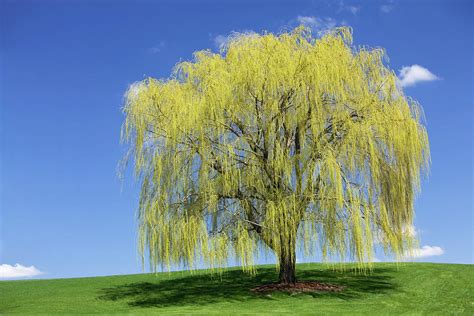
122 26 430 273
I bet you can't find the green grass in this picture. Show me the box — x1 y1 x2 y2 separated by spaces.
0 263 472 315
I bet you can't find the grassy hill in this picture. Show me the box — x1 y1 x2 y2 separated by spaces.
1 263 472 314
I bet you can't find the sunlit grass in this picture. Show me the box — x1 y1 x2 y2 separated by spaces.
0 262 472 314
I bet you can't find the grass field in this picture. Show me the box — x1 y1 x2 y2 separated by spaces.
1 262 472 314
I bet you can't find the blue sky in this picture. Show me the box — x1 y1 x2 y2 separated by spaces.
1 0 472 279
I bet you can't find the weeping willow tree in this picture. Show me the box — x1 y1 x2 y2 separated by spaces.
122 26 429 284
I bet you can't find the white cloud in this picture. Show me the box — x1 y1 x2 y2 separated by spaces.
403 245 445 260
398 64 439 87
126 81 146 101
380 1 396 13
374 224 419 244
380 4 394 13
402 224 418 238
370 224 442 261
213 34 228 50
296 16 318 26
347 6 361 15
336 1 361 15
212 30 256 51
148 41 165 54
366 256 381 262
296 16 339 34
0 263 43 279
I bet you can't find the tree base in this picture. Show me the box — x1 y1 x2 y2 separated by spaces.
251 281 344 293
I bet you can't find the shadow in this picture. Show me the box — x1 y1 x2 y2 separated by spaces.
97 266 398 308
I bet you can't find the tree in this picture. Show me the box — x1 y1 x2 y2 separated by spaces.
122 27 430 285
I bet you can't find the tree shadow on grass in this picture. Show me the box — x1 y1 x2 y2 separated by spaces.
97 266 398 308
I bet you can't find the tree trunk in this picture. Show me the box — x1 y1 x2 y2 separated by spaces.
259 223 298 285
278 248 296 285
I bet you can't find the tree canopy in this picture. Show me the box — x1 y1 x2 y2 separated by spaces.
122 26 430 283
